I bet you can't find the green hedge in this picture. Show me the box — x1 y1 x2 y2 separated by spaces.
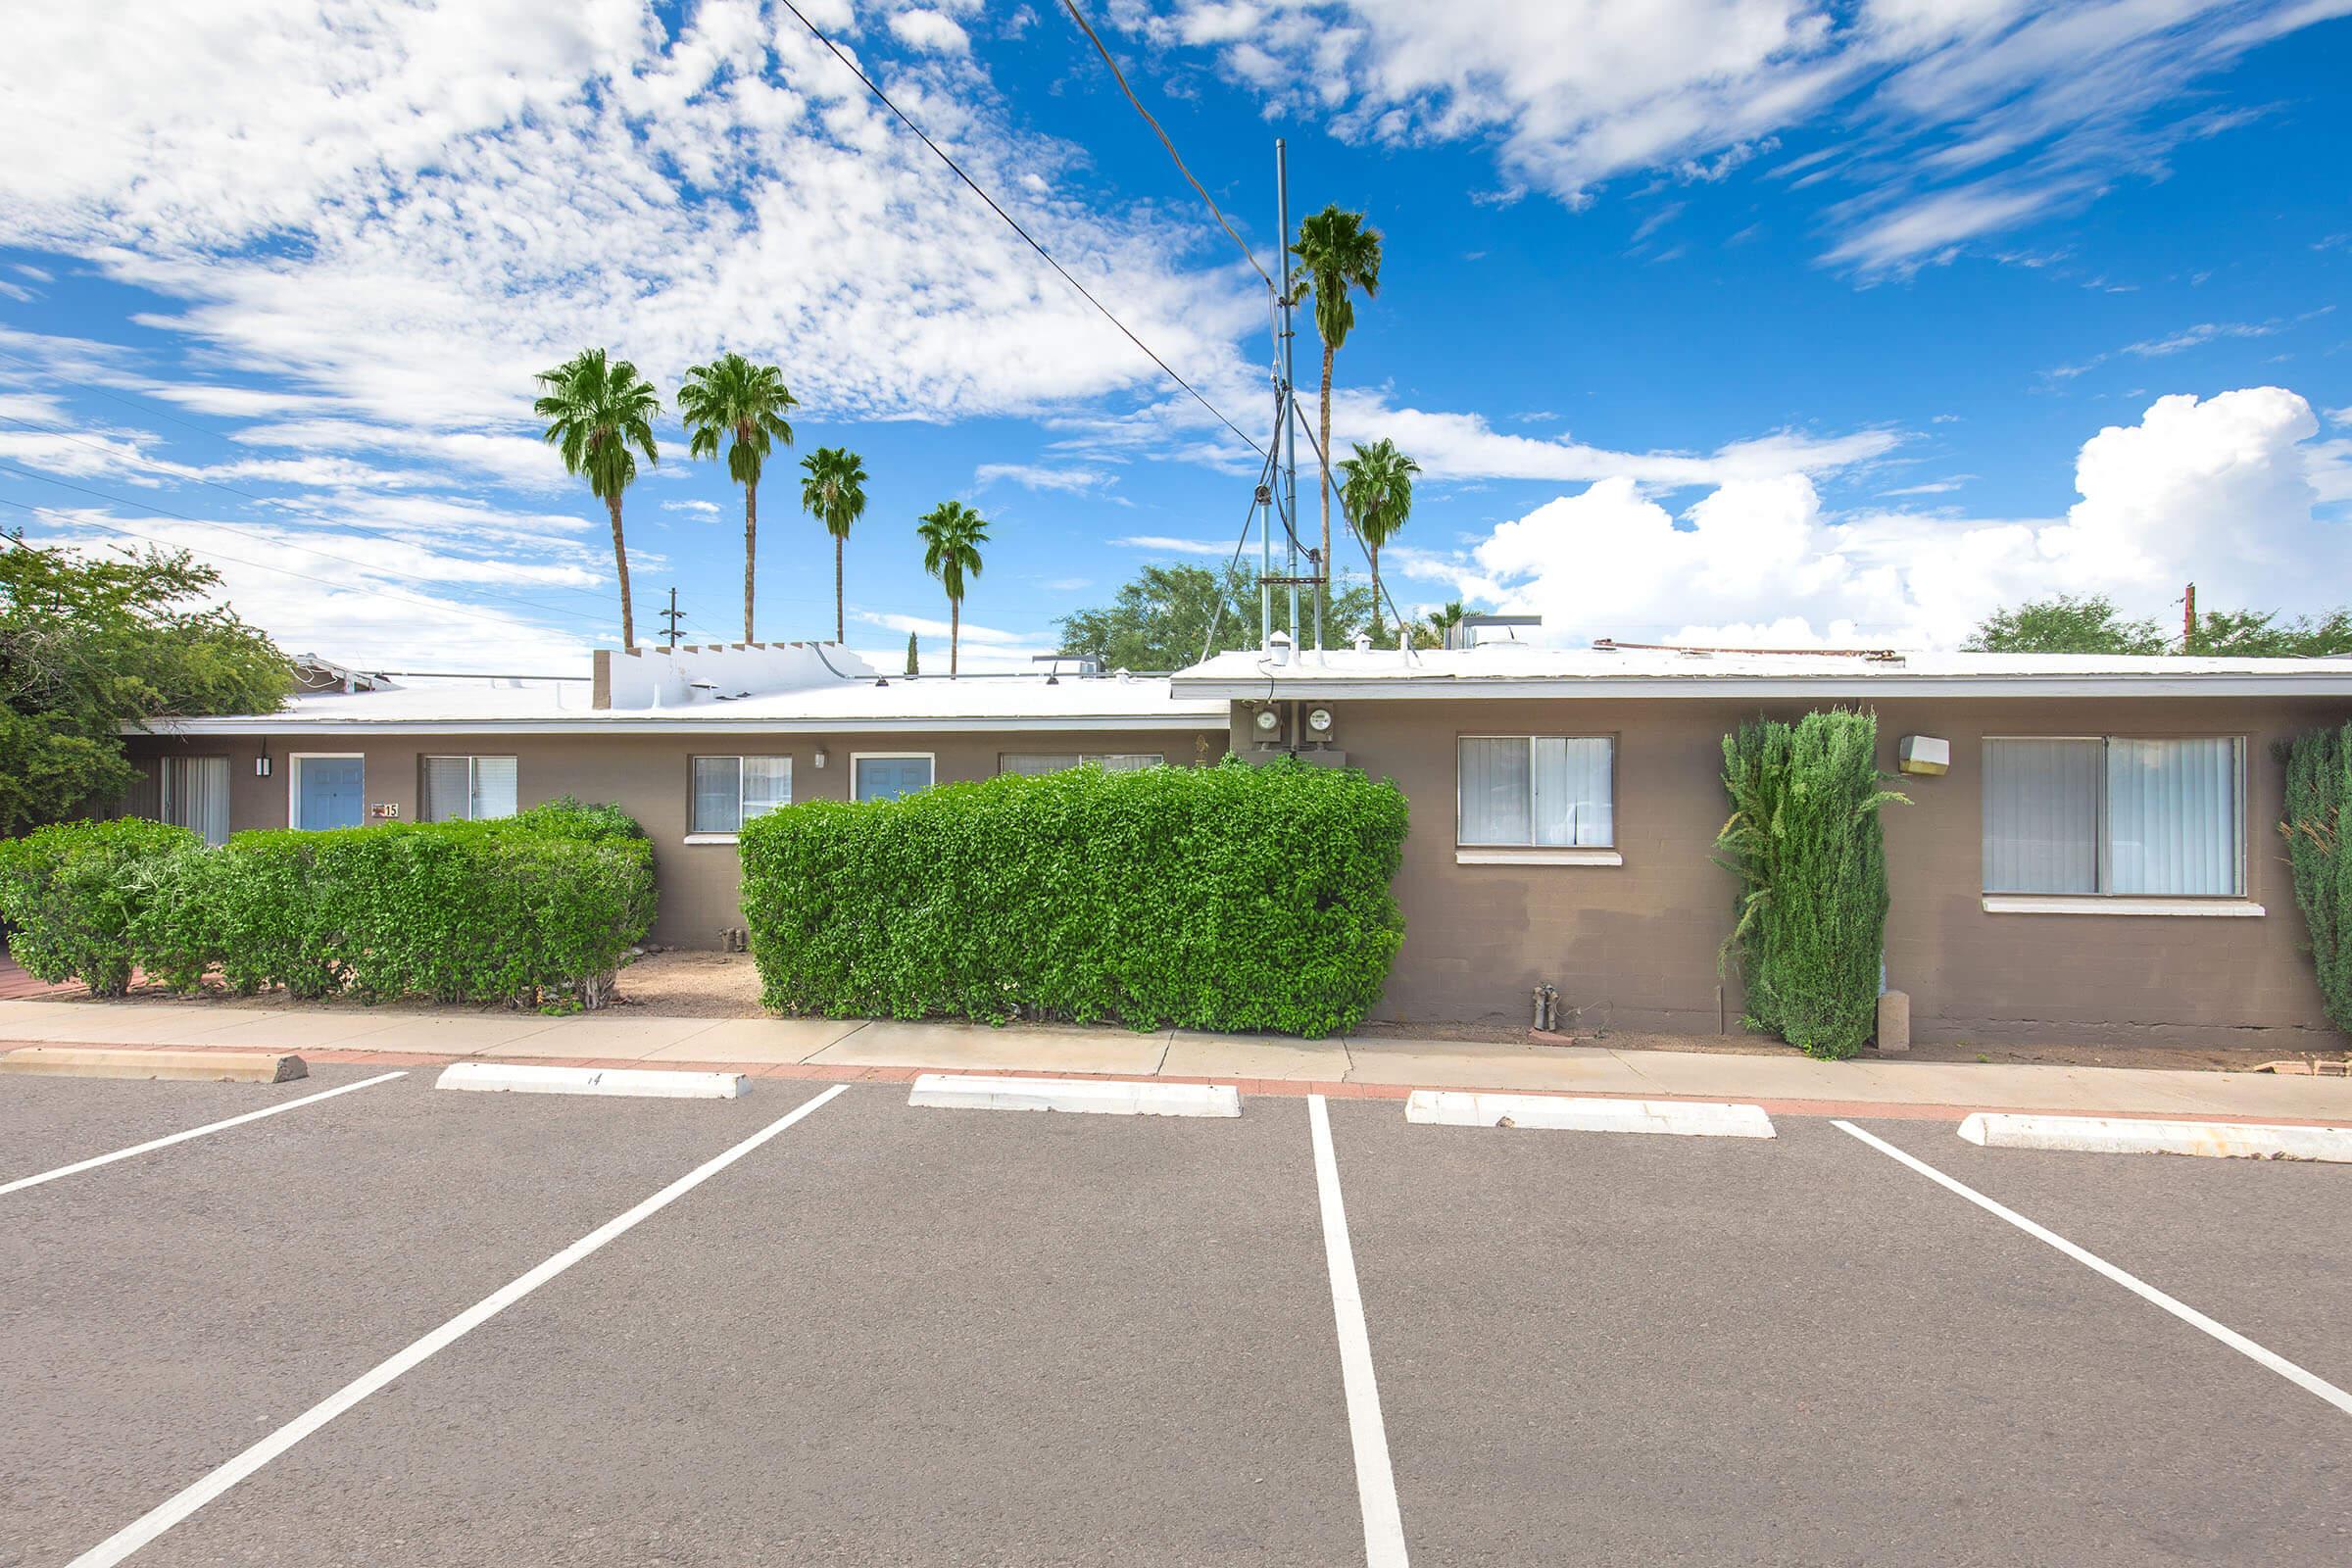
738 758 1407 1036
0 798 655 1006
2278 725 2352 1036
0 818 200 996
1716 710 1906 1060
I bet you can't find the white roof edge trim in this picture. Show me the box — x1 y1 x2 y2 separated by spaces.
1171 674 2352 701
145 713 1225 737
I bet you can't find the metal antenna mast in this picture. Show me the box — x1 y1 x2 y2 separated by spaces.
1277 139 1302 649
660 586 685 646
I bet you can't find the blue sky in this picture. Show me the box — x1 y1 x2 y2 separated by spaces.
1 0 2346 671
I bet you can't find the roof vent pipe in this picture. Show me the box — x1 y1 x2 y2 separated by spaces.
1267 630 1294 667
1352 632 1371 653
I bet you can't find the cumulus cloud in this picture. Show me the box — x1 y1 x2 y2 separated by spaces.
888 8 972 52
1405 386 2345 647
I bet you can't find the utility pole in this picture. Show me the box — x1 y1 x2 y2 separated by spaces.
1276 138 1302 651
2182 582 2195 652
660 586 685 646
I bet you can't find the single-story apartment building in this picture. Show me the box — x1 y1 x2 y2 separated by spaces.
121 635 2352 1050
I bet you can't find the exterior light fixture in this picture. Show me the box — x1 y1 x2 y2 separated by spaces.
255 749 272 778
813 747 828 769
1306 708 1335 734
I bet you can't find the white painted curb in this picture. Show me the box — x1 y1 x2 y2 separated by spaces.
434 1062 749 1101
1405 1090 1776 1139
1957 1111 2352 1162
908 1073 1240 1117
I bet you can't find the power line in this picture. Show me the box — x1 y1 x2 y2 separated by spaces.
1056 1 1274 293
774 0 1263 459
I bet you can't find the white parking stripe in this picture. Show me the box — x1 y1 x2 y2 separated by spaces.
1307 1095 1411 1568
63 1083 850 1568
0 1072 407 1198
1836 1119 2352 1418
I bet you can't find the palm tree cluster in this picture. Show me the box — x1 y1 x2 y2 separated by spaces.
1289 206 1426 646
534 350 992 672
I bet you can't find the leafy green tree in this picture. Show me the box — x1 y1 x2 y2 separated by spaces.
2185 607 2352 657
677 352 796 642
0 538 292 836
1337 437 1419 636
916 501 990 677
1055 562 1381 670
1967 594 2352 656
534 348 662 648
1423 599 1465 650
1963 595 2167 654
1290 205 1382 642
800 447 868 643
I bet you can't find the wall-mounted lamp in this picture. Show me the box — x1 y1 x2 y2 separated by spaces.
813 746 829 769
255 746 273 778
1897 735 1949 776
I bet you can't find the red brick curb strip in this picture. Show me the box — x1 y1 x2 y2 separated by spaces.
7 1036 2348 1128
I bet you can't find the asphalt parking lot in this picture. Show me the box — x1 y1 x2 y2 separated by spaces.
3 1067 2347 1567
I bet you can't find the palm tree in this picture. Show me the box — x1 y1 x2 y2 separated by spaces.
1425 600 1465 650
1337 437 1420 638
1289 205 1382 644
915 500 989 677
677 353 796 642
800 447 868 642
534 348 662 648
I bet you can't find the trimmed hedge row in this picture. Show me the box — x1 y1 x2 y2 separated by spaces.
0 799 655 1006
1716 710 1907 1060
738 758 1408 1036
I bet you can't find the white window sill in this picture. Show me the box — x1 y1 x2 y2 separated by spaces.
682 832 740 846
1981 895 2264 918
1456 846 1623 867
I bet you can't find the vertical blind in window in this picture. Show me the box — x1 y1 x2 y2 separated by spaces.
1458 737 1614 847
690 757 790 834
421 757 517 823
160 757 231 847
1983 737 2240 897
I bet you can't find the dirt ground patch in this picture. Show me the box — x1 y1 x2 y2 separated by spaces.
13 948 2348 1073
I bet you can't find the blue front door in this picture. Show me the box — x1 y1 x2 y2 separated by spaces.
856 757 932 803
298 758 365 829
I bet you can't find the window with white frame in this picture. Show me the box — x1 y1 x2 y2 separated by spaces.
1982 737 2243 897
999 753 1164 776
853 753 933 803
419 756 517 823
1457 736 1615 847
689 756 791 835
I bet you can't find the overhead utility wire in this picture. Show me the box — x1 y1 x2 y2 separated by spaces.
1056 0 1275 293
774 0 1263 459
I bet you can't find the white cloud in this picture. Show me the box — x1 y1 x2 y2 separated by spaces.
662 497 724 515
2123 320 2283 357
1111 534 1237 557
1135 1 2346 269
889 8 972 53
975 463 1116 493
1408 386 2345 648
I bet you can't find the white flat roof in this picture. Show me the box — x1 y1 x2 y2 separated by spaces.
153 673 1227 737
1170 644 2352 701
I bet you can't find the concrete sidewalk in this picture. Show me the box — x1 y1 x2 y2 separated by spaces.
4 997 2349 1123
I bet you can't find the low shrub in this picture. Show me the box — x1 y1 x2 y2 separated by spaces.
738 757 1408 1036
131 809 656 1006
1716 710 1907 1060
2278 725 2352 1036
0 818 199 995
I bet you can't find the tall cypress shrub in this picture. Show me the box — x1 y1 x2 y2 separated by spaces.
2278 724 2352 1035
1716 709 1906 1060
